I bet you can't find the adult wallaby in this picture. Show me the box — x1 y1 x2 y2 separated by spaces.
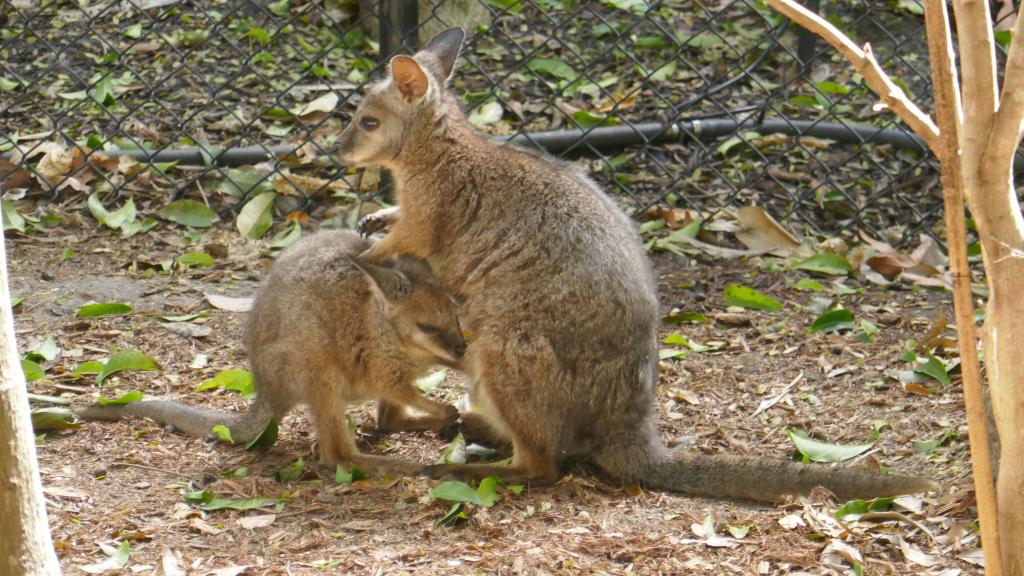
334 27 938 501
76 231 465 472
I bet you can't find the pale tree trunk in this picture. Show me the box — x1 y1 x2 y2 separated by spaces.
0 231 62 575
765 0 1024 574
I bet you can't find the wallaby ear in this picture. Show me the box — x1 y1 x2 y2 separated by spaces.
390 55 429 102
348 254 409 300
424 27 465 80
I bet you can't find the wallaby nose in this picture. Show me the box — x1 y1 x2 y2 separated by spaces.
454 344 467 358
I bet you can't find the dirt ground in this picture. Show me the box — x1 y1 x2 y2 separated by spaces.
8 212 981 576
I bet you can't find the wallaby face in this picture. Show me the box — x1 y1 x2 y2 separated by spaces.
349 254 466 368
336 28 465 168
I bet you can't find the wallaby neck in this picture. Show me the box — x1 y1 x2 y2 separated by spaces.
387 110 488 205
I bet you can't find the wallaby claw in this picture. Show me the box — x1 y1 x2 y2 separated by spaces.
357 213 387 238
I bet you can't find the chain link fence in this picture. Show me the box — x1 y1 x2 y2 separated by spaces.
1 0 1020 246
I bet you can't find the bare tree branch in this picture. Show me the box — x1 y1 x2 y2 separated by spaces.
991 8 1024 149
951 0 999 160
923 2 1003 574
765 0 941 153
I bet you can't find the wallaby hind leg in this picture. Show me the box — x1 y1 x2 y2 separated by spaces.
301 369 423 476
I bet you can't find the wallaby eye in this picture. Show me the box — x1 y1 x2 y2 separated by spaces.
417 323 439 335
359 116 380 131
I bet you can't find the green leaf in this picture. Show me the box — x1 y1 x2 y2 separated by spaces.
25 335 60 363
196 369 255 399
245 418 279 450
794 278 827 292
334 464 367 485
914 429 958 452
809 308 855 333
995 30 1013 49
835 497 894 521
210 424 233 443
237 193 277 239
2 199 27 233
268 0 290 15
602 0 648 13
432 481 483 505
91 76 116 107
527 58 577 81
21 359 45 381
89 194 138 230
158 199 219 228
815 81 849 95
571 110 617 129
415 370 448 393
268 221 302 249
246 27 272 45
437 432 467 465
97 350 159 384
665 310 708 324
183 489 278 511
856 319 880 343
31 407 80 430
98 390 144 405
659 348 688 360
0 77 19 91
217 168 274 197
915 355 951 387
175 251 215 267
786 429 875 463
59 90 87 100
722 284 783 312
475 476 501 507
726 524 752 538
77 302 133 318
437 501 467 526
662 333 722 352
124 23 143 39
795 253 852 276
70 360 106 376
648 61 676 82
276 457 305 482
11 296 25 308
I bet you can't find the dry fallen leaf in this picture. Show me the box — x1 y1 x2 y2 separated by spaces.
733 205 801 256
205 566 251 576
821 539 863 572
778 513 806 530
205 293 254 312
37 143 74 182
157 548 186 576
238 514 277 530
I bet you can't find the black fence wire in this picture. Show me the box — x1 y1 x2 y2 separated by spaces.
1 0 1020 246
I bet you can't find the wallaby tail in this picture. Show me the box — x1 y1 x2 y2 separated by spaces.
74 398 275 446
641 449 938 502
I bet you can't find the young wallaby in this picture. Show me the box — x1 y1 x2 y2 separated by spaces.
336 28 939 501
75 230 465 472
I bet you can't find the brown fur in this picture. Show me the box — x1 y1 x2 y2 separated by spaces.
337 28 939 501
75 231 465 473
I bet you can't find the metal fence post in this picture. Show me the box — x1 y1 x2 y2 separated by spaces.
379 0 419 59
796 0 820 70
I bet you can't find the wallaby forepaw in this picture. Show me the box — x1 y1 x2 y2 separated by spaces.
357 213 387 237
